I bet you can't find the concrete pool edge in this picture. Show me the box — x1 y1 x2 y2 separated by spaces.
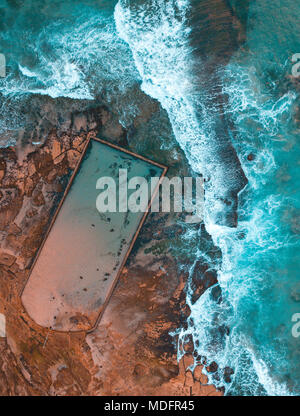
19 137 168 335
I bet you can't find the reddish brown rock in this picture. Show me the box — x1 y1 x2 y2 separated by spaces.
32 151 53 177
0 116 222 396
32 190 45 207
0 251 16 267
51 140 62 160
66 149 80 170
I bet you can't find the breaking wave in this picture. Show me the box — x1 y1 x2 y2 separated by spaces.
0 0 139 143
1 0 299 396
115 0 300 395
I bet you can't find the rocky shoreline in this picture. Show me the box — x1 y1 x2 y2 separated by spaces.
0 105 222 396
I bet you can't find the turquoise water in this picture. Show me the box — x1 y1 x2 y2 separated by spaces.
1 0 300 395
116 0 300 395
0 0 138 143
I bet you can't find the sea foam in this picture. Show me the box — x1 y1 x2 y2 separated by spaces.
115 0 300 395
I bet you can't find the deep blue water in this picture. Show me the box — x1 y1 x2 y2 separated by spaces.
1 0 300 395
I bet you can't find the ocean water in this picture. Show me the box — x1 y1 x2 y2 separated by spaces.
1 0 300 395
117 0 300 395
115 0 248 227
0 0 139 145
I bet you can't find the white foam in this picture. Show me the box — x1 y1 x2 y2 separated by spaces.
115 0 246 227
